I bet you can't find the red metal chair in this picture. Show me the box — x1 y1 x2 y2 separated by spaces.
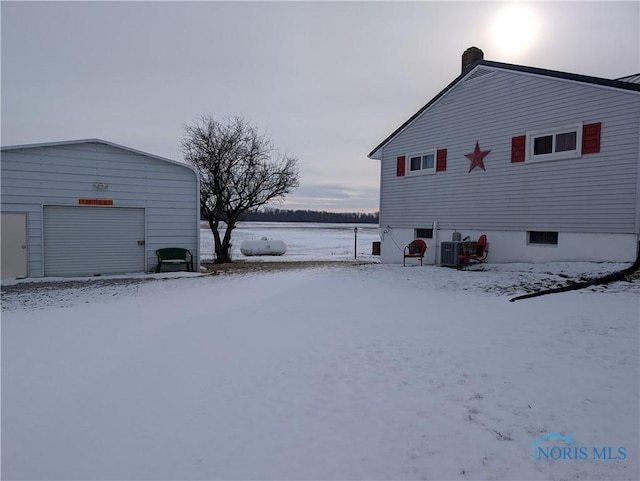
403 239 427 266
458 234 488 267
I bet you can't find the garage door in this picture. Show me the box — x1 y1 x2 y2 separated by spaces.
44 206 145 277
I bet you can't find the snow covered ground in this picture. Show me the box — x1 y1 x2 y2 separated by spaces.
2 223 639 480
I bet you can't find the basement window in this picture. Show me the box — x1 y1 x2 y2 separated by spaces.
528 231 558 246
415 228 433 239
527 124 582 162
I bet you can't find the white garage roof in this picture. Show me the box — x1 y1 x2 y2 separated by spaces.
1 138 197 174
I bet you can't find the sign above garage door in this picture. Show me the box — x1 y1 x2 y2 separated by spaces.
43 206 145 277
79 199 114 206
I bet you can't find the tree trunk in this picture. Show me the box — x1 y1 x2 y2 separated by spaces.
205 217 228 264
215 240 232 264
216 220 235 264
206 216 235 264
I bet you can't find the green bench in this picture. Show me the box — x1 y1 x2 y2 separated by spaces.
156 247 194 273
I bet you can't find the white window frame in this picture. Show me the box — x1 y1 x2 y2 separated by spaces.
526 123 583 163
406 150 436 176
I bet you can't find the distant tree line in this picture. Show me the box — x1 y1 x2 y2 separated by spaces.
237 208 379 224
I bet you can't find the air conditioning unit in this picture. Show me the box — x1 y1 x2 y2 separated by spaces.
440 241 462 267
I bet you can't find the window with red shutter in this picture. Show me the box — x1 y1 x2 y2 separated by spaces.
511 135 526 162
405 151 438 175
582 122 601 154
436 149 447 172
526 123 582 162
396 156 406 176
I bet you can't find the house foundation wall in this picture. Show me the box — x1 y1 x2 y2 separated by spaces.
380 228 638 265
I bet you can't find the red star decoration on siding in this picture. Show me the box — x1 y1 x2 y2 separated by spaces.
465 141 491 173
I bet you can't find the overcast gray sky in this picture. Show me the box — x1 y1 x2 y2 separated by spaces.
2 1 638 212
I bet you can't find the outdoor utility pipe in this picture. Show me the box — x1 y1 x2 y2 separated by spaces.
354 227 358 260
433 221 438 265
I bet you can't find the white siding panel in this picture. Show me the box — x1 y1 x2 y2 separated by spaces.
44 206 145 276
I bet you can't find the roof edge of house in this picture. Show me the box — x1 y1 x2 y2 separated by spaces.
368 59 640 159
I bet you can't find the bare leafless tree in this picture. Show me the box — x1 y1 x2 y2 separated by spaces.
181 115 299 263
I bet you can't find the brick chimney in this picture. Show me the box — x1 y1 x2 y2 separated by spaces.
462 47 484 74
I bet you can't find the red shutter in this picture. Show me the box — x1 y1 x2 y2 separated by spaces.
396 156 405 176
582 122 601 154
511 135 526 162
436 149 447 172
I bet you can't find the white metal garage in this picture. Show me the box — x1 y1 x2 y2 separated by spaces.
1 139 199 278
43 206 146 277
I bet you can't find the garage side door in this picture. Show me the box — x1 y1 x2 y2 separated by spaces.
44 206 145 277
1 213 28 279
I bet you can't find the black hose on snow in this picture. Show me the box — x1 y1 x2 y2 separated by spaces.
509 242 640 302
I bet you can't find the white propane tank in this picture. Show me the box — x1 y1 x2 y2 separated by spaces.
240 237 287 256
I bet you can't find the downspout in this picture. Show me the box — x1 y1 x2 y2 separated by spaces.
193 167 201 272
433 220 439 265
635 122 640 243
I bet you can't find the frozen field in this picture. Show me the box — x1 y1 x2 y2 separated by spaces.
200 221 380 262
2 222 639 480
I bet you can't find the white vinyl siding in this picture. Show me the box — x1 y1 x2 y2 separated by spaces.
379 67 640 235
44 206 145 276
